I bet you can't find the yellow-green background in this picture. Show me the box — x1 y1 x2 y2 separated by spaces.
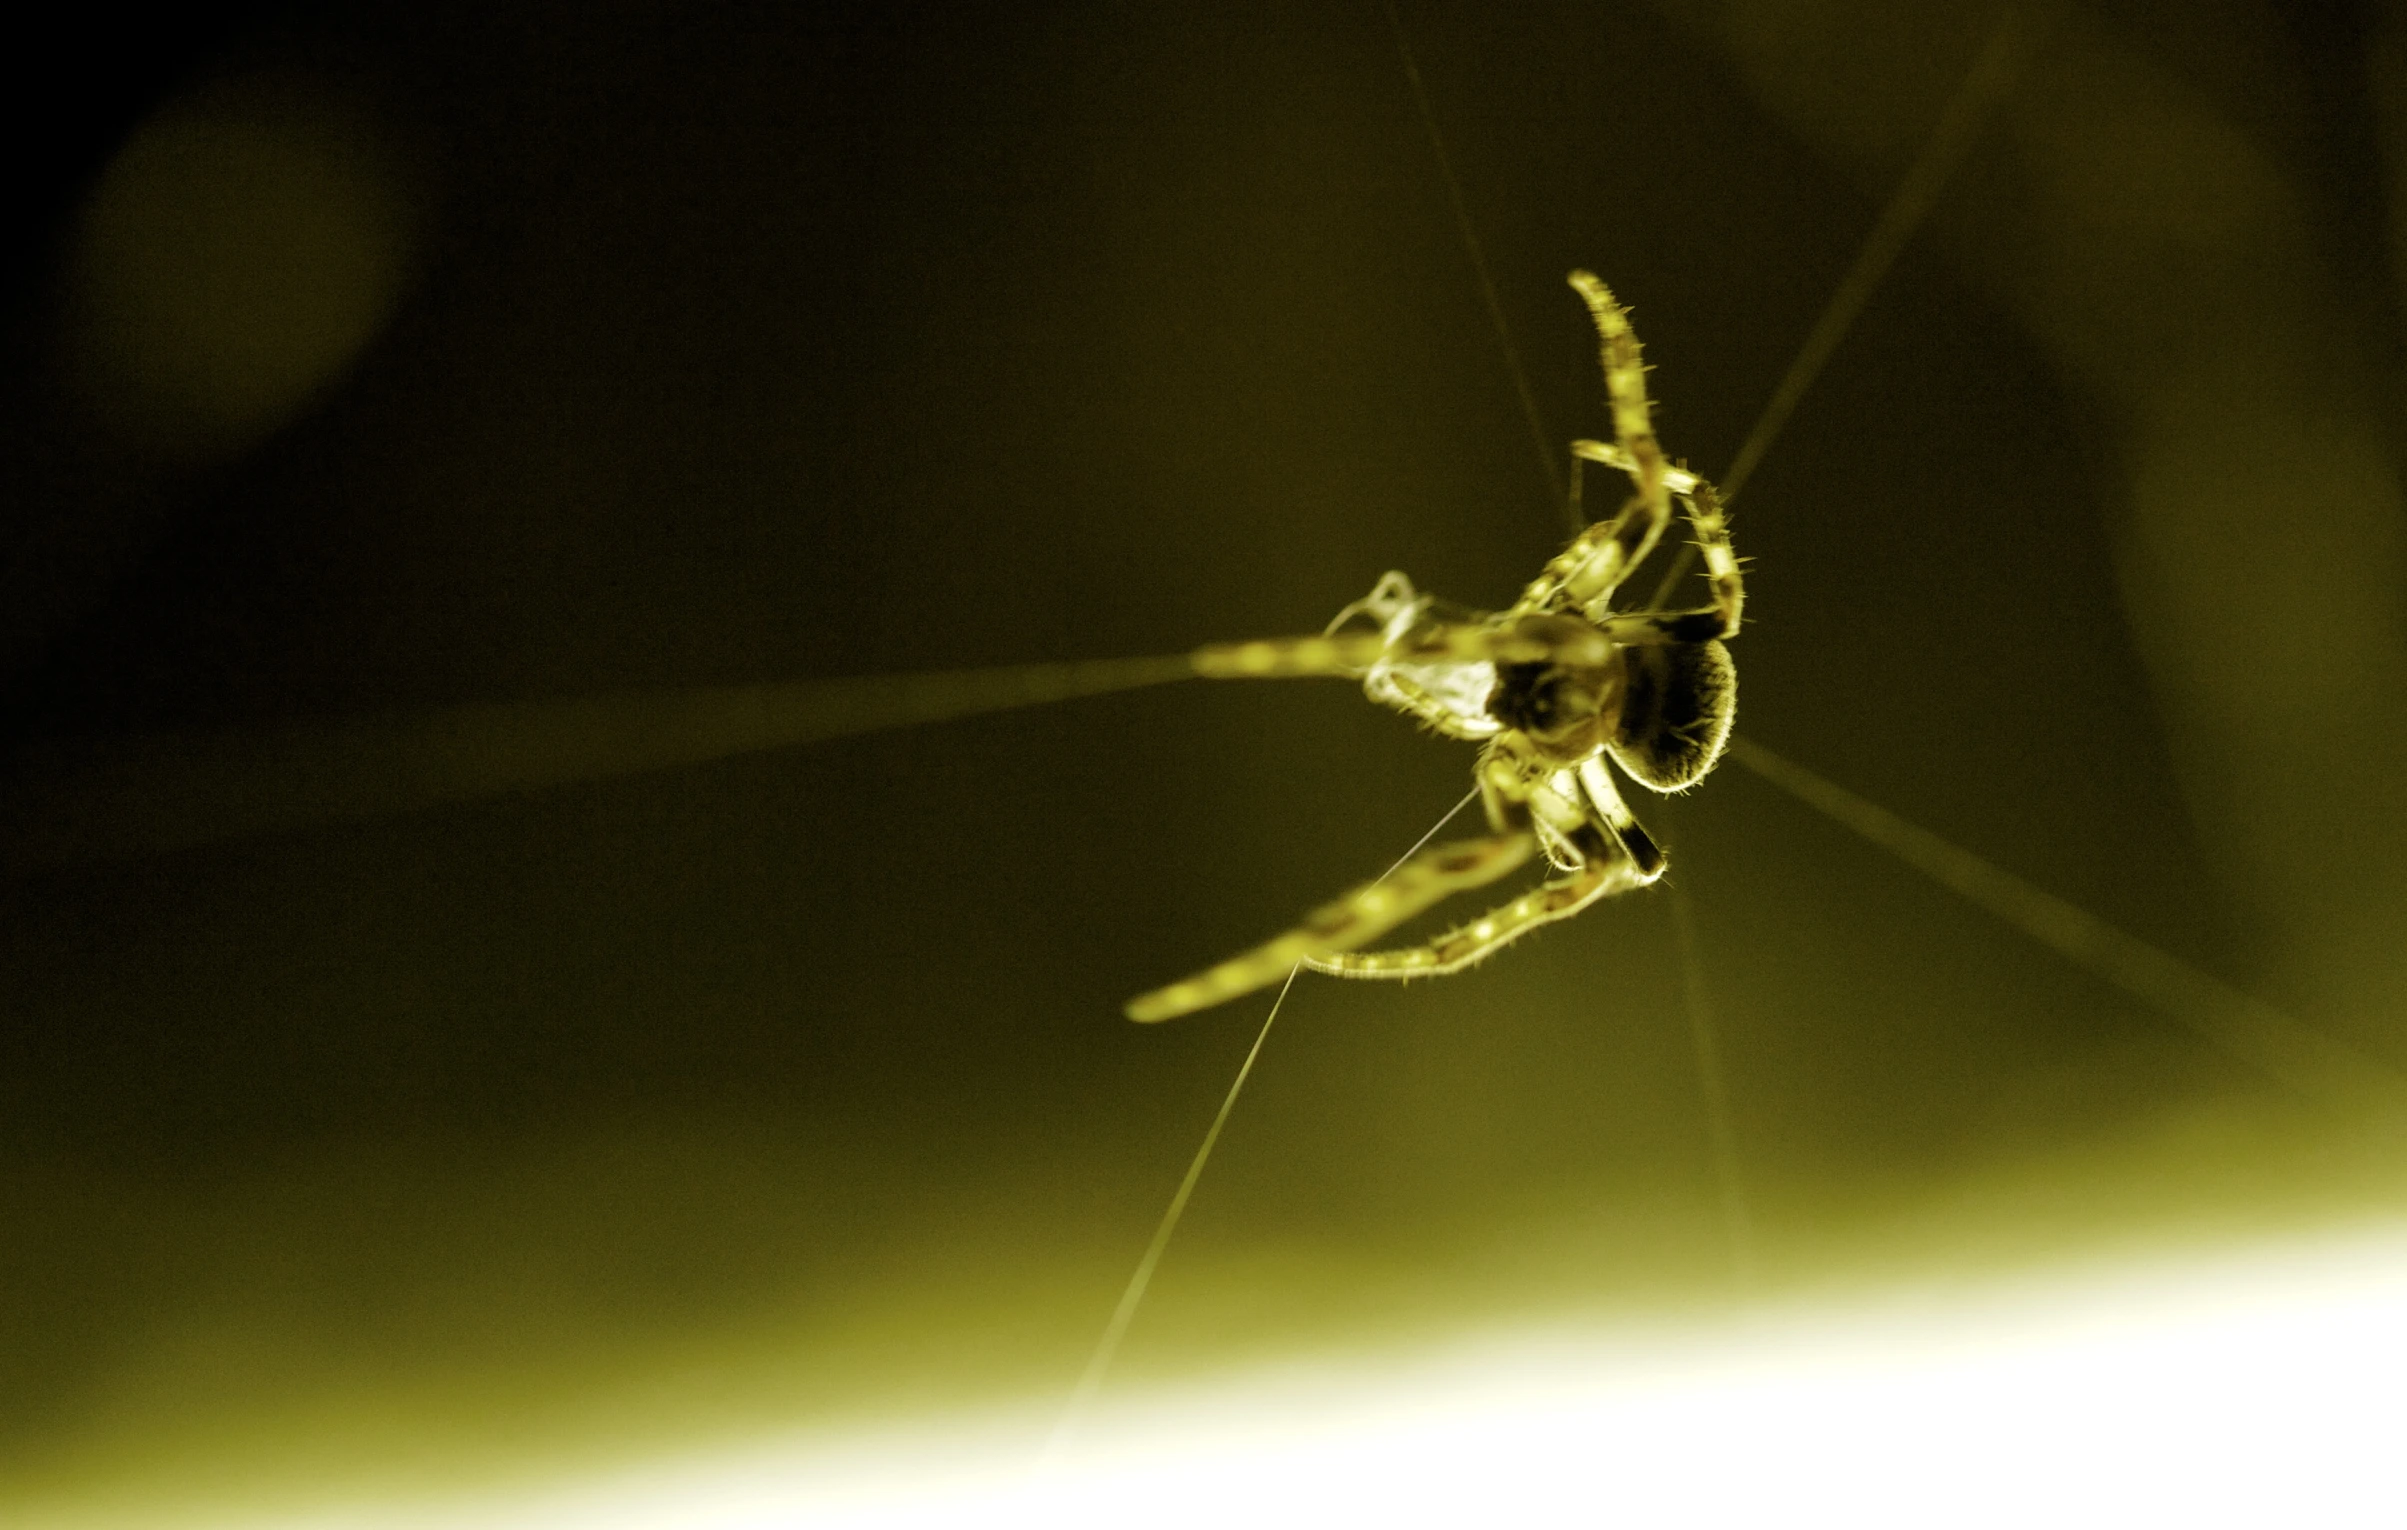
5 0 2405 1521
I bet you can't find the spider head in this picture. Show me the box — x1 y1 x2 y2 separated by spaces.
1607 639 1736 791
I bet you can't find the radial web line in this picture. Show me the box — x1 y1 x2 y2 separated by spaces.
1721 9 2041 504
1379 0 1571 529
1 654 1198 868
1045 790 1478 1460
1375 786 1483 881
1647 5 2047 611
1665 868 1758 1286
1727 736 2407 1117
1041 968 1298 1467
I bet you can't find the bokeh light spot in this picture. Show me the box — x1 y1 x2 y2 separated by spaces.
70 80 414 455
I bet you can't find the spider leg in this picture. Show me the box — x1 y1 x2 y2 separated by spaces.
1313 759 1668 981
1125 733 1571 1021
1514 494 1669 621
1192 615 1616 743
1573 438 1703 496
1572 270 1666 514
1193 618 1611 680
1577 757 1665 881
1123 832 1538 1022
1191 626 1500 741
1188 630 1398 679
1306 821 1650 980
1572 478 1746 647
1682 479 1744 638
1513 273 1675 618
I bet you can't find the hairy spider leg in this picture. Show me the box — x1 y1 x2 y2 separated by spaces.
1128 726 1656 1017
1573 439 1704 496
1577 756 1666 875
1192 617 1614 678
1305 825 1647 980
1123 833 1537 1022
1307 751 1666 982
1125 731 1579 1021
1600 480 1746 646
1685 480 1745 633
1513 272 1676 620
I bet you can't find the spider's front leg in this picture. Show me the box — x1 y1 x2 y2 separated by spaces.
1123 735 1571 1022
1189 604 1616 740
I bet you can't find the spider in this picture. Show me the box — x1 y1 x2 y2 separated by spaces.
1125 271 1744 1023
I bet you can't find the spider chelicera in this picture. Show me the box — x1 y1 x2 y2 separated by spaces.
1126 271 1745 1023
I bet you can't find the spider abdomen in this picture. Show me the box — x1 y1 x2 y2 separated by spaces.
1608 640 1737 791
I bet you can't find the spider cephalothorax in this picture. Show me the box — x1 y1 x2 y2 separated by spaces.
1486 615 1617 758
1127 271 1744 1022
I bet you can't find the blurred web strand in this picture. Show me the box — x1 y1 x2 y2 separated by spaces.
0 656 1194 866
1717 10 2041 508
1040 968 1300 1471
1647 5 2048 608
1728 739 2407 1117
1043 789 1480 1463
1379 0 1570 531
1665 871 1758 1287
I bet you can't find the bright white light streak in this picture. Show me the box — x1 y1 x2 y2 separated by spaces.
243 1225 2407 1530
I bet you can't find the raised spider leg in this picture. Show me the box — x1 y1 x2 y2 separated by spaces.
1683 479 1745 637
1513 272 1675 620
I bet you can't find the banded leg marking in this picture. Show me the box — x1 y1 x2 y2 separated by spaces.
1515 273 1675 616
1190 631 1395 679
1568 270 1664 509
1305 839 1646 980
1123 833 1537 1022
1578 757 1665 882
1686 481 1745 638
1194 619 1611 682
1573 438 1702 496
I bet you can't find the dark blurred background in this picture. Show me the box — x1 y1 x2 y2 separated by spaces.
5 0 2406 1519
